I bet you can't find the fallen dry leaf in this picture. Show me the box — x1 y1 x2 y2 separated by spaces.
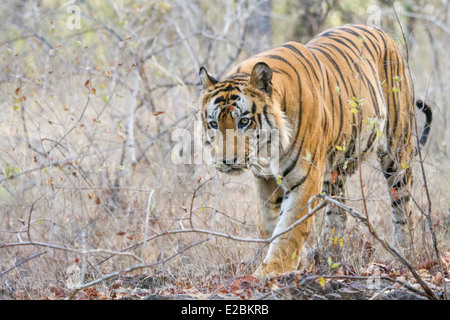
433 272 443 285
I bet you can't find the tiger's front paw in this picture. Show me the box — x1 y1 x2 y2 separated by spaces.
253 262 283 281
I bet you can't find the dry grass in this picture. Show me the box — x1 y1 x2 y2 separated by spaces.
0 0 448 299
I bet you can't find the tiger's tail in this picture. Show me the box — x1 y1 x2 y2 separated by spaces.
415 99 433 147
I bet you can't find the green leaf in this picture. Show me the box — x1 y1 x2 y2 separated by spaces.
392 87 399 93
331 263 340 269
343 160 348 170
351 108 359 114
5 165 20 178
335 85 340 94
327 257 332 266
348 100 358 108
302 150 312 162
291 251 297 260
376 129 382 138
318 277 325 289
335 145 343 151
277 175 282 185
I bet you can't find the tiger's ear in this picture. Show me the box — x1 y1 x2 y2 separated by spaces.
249 62 272 95
199 67 218 91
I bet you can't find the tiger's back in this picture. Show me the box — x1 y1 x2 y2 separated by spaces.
230 25 414 180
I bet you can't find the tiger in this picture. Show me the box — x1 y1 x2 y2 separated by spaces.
198 24 432 277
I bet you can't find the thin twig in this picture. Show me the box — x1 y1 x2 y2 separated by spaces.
0 251 47 278
141 189 155 260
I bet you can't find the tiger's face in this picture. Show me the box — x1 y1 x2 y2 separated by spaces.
199 63 290 175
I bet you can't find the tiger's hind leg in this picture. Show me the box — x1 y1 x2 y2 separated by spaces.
378 151 414 254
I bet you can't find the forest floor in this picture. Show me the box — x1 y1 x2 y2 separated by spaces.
3 257 446 300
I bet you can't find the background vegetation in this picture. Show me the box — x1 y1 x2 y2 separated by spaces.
0 0 448 299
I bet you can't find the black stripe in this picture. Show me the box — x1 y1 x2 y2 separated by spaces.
327 35 364 60
282 44 320 83
263 105 273 128
392 174 409 190
324 68 335 141
311 46 350 95
283 135 305 177
391 195 410 207
383 160 397 179
352 25 381 57
214 96 226 105
291 146 319 191
257 113 262 126
272 67 293 80
264 53 302 155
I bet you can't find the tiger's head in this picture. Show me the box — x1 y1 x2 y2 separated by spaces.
199 62 290 175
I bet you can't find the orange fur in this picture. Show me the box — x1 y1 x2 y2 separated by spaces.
199 25 432 277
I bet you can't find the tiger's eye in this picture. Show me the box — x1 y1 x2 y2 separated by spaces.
209 121 218 129
238 118 250 129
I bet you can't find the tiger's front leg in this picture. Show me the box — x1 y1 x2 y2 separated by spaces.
254 169 323 277
254 176 285 239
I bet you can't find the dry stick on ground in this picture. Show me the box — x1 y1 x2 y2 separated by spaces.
2 242 144 264
322 275 429 299
315 194 438 300
67 239 208 299
258 274 429 300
